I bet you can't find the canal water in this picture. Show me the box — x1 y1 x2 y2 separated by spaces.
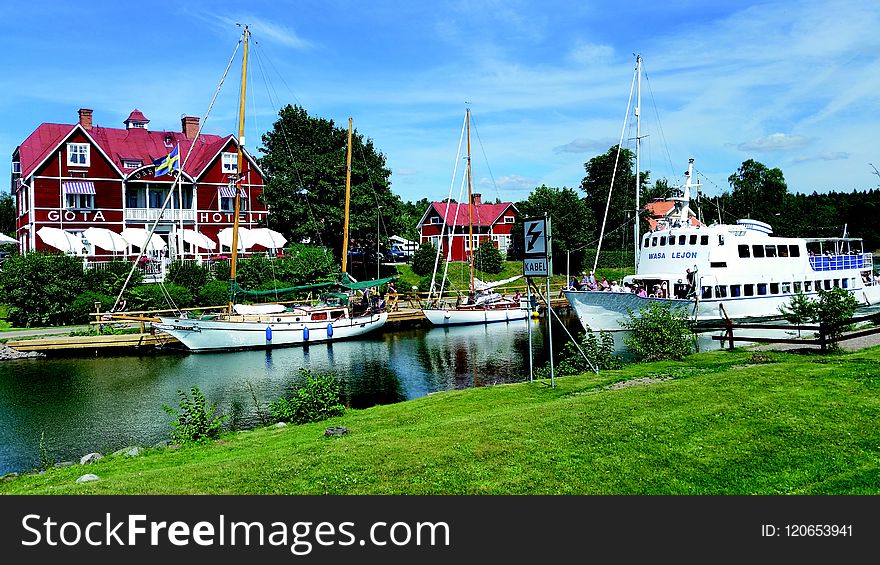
0 314 730 475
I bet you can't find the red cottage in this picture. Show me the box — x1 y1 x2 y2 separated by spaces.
417 194 518 262
10 107 268 259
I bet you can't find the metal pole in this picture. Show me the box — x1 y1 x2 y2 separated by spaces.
546 213 554 387
377 206 381 280
526 280 534 383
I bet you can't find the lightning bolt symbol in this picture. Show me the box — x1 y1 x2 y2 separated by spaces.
526 222 541 251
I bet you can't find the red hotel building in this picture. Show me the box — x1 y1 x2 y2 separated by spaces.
11 107 267 258
417 194 518 262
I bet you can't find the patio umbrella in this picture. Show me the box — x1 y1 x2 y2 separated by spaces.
248 228 287 249
121 228 167 252
0 233 18 245
180 229 217 250
83 227 128 253
217 227 253 251
36 226 82 254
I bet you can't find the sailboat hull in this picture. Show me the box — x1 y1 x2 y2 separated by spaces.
153 312 388 351
422 306 528 326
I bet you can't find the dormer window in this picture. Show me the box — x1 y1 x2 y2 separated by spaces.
221 152 238 174
67 143 90 167
164 135 174 148
122 159 143 169
430 216 441 224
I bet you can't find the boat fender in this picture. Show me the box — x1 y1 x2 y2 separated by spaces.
327 323 333 338
303 326 309 342
265 326 272 341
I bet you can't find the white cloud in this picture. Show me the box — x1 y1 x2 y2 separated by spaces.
553 138 618 154
736 133 811 152
792 152 850 163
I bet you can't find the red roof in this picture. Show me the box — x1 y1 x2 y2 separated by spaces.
124 109 149 123
644 200 702 229
17 118 234 179
428 202 512 227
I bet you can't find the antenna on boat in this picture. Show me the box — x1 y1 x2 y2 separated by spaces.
634 53 642 270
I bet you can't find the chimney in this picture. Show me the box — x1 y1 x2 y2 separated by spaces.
471 193 482 206
181 115 200 140
78 108 93 130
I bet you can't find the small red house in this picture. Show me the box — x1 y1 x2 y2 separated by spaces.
417 194 518 262
11 107 268 259
644 200 702 230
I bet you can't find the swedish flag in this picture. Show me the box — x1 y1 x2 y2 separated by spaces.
153 144 180 178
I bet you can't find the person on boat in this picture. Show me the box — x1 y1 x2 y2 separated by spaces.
685 268 696 297
513 290 522 303
599 277 610 291
387 282 399 311
580 271 590 288
637 285 647 298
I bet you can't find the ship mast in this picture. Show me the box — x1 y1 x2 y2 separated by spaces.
633 54 642 270
228 25 249 316
466 108 475 294
341 117 353 275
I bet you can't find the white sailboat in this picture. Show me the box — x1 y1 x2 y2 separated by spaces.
153 28 387 351
564 55 880 331
421 109 528 326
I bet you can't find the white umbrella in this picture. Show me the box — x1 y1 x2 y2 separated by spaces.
180 229 217 250
121 228 167 252
248 227 287 249
217 227 253 251
0 233 18 245
83 227 128 253
36 227 82 254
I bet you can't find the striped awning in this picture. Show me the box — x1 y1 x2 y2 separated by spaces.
218 185 247 198
63 181 96 194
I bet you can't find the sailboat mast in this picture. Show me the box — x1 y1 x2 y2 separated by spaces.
228 25 249 315
466 108 475 293
341 117 353 274
633 54 641 270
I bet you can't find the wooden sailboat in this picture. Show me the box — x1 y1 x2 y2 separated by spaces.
421 109 527 326
153 28 388 351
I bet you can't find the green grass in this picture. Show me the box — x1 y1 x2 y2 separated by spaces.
4 346 879 495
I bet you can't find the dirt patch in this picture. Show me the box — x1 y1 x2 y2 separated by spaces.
604 376 673 390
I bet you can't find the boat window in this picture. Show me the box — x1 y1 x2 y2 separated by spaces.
710 262 727 268
789 245 800 257
644 237 650 248
660 236 666 246
311 312 328 321
803 281 811 292
652 237 658 247
794 282 802 293
701 286 712 299
718 235 725 246
770 282 779 294
757 283 768 295
778 245 789 257
744 284 755 296
689 235 697 245
738 245 750 258
730 285 741 297
667 235 675 246
752 245 765 258
765 245 777 258
815 280 822 290
781 282 791 293
824 280 832 290
833 279 840 288
700 235 709 245
679 235 686 245
842 278 849 289
715 285 728 298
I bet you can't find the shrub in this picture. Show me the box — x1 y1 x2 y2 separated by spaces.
83 260 143 297
198 279 231 307
236 254 276 289
778 291 816 337
70 291 116 324
163 386 228 444
411 242 441 277
0 252 86 326
279 244 337 285
621 301 696 361
166 261 210 294
815 287 858 341
128 283 193 311
269 369 345 424
474 239 504 274
556 329 623 375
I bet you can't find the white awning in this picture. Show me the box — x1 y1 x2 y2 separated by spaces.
218 185 247 198
83 227 127 252
63 181 96 194
217 227 252 250
0 233 19 245
37 227 83 254
180 229 217 250
121 228 167 252
248 228 287 249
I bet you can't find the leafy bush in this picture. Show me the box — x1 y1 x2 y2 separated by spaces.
815 287 858 341
166 261 210 294
279 244 337 285
163 386 228 444
621 302 696 361
236 254 277 289
778 291 816 329
411 242 441 277
269 369 345 424
128 283 193 311
83 260 142 297
0 252 86 326
556 329 623 375
474 239 504 274
198 279 231 307
70 291 116 324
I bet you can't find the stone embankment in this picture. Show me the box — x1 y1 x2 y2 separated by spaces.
0 343 44 360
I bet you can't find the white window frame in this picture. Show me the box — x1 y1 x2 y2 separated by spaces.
65 193 95 209
122 160 143 169
220 195 248 213
67 143 90 167
503 216 514 223
221 152 239 174
430 216 441 224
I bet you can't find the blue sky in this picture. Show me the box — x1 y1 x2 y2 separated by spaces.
3 0 879 206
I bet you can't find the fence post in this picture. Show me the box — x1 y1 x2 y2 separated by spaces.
725 318 734 349
819 322 826 352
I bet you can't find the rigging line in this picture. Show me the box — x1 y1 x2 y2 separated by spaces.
641 61 677 181
468 112 502 206
112 36 243 314
593 59 638 275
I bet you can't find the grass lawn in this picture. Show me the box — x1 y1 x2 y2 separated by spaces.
3 346 878 495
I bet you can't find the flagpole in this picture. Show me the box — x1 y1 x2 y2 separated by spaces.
176 145 184 261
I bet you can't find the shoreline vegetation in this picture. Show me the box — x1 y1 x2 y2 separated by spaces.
2 345 878 495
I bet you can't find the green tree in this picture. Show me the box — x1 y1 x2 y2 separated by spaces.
0 192 15 236
474 239 504 274
621 302 695 361
778 291 816 337
725 159 788 223
815 287 858 342
257 105 396 264
514 185 594 272
0 252 85 326
411 242 441 277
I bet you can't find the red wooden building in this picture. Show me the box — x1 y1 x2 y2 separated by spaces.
417 194 518 262
10 107 268 259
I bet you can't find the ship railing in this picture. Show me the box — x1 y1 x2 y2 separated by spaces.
808 253 868 272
